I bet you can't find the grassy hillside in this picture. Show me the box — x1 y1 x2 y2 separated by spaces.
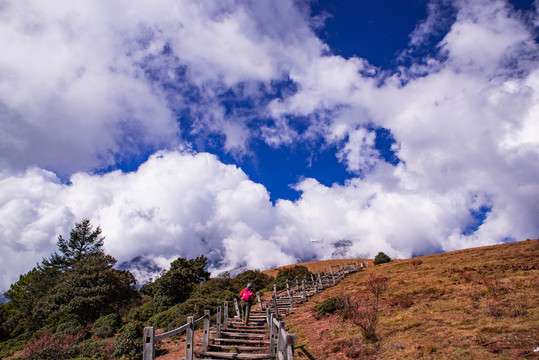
286 239 539 359
262 258 371 279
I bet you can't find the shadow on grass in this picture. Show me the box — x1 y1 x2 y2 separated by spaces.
296 345 316 360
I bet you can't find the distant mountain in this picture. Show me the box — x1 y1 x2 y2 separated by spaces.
331 239 353 258
217 265 250 278
118 255 162 287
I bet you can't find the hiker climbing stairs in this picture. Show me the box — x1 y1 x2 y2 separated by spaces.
142 260 365 360
195 307 273 359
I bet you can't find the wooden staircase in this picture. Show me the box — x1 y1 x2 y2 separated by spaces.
143 261 366 360
195 308 274 359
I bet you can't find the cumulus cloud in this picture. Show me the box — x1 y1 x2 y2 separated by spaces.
0 151 316 289
0 0 538 291
0 0 323 174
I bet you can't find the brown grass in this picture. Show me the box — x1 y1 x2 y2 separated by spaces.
262 258 372 278
286 239 539 359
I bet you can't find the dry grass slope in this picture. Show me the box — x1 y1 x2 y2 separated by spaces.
262 258 372 278
286 239 539 360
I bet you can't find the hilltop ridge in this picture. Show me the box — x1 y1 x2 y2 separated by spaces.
284 239 539 359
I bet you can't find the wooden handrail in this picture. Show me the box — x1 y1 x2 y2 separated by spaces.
142 259 365 360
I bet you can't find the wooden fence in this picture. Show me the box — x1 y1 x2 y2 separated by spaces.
142 260 366 360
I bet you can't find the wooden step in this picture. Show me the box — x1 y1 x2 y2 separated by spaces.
194 350 274 359
219 331 268 339
225 325 267 331
212 338 270 345
222 328 267 333
208 344 270 352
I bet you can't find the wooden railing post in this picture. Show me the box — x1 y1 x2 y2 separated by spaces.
295 277 299 291
234 297 241 319
272 293 278 319
257 291 263 310
224 301 229 327
302 279 307 300
143 327 155 360
286 333 296 360
269 313 276 354
185 316 194 360
202 310 210 351
266 303 270 325
286 280 293 308
310 273 314 284
217 306 222 338
274 283 277 296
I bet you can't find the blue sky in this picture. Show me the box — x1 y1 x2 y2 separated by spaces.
0 0 538 289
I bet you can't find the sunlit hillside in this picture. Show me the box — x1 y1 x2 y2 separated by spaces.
285 239 539 359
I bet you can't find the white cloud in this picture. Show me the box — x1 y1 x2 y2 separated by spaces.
0 0 324 174
0 0 538 293
0 151 315 290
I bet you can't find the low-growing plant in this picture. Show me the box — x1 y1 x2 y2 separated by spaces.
388 293 414 309
314 297 339 319
72 338 113 359
90 313 122 338
0 336 27 358
126 299 165 323
55 314 85 337
272 266 312 289
113 321 143 359
22 331 81 360
409 259 422 266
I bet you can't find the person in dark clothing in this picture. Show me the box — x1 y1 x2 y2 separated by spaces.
239 283 255 324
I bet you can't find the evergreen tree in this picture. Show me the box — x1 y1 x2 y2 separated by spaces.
143 256 210 307
373 251 392 265
40 219 104 272
2 219 138 338
48 253 138 323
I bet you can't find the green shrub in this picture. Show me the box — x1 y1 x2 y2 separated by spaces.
90 313 121 338
54 314 84 337
272 266 312 289
234 270 273 294
72 339 113 359
0 336 27 358
314 297 339 319
373 252 392 265
113 322 143 359
126 299 165 323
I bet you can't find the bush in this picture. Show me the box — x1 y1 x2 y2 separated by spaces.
314 297 339 319
127 299 166 324
22 331 81 360
272 266 312 289
234 270 273 294
339 275 389 342
0 336 27 359
90 313 122 338
72 339 113 359
54 314 84 337
373 252 391 265
113 322 143 359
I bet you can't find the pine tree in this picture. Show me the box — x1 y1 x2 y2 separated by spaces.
373 251 392 265
40 219 104 272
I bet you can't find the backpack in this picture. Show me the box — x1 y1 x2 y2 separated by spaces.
241 289 252 301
